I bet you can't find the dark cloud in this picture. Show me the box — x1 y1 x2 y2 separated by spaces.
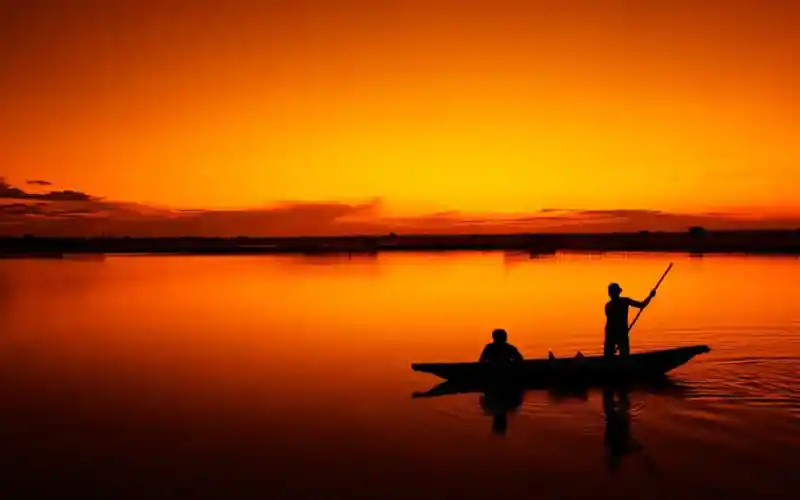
0 196 384 237
0 179 95 201
26 180 53 186
1 178 799 236
0 201 104 219
0 180 29 199
372 209 800 235
0 203 47 216
35 189 94 201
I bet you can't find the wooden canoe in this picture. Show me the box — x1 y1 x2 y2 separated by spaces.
411 345 710 383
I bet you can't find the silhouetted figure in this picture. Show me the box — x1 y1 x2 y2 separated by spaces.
480 387 524 436
479 329 524 365
604 283 655 357
603 386 641 472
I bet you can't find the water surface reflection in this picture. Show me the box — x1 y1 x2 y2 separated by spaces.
0 253 797 499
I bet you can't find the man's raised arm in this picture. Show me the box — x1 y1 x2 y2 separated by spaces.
626 290 656 309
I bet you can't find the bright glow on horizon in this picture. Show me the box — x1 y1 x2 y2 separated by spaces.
1 0 798 235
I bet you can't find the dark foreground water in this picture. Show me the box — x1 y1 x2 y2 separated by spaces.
0 252 797 499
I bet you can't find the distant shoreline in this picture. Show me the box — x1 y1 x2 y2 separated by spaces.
2 229 800 258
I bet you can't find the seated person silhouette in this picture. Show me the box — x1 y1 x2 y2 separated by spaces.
479 329 524 365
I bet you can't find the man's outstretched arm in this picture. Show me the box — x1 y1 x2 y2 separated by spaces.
626 291 656 309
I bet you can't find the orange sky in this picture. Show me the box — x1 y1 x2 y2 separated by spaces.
1 0 799 235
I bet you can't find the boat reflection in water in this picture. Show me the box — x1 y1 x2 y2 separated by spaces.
413 379 689 469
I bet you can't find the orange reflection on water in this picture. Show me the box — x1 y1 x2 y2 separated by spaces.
2 252 798 397
0 252 798 499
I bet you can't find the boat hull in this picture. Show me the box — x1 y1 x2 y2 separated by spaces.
411 345 710 383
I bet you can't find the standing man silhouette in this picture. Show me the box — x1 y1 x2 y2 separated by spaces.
604 283 655 357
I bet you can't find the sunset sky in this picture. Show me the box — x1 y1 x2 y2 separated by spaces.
1 0 798 236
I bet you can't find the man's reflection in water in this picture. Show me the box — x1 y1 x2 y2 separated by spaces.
603 386 642 472
478 385 590 436
479 387 524 436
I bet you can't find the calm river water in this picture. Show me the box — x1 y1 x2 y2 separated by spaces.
0 252 797 499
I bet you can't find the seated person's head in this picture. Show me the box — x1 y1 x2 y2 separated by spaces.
492 328 508 343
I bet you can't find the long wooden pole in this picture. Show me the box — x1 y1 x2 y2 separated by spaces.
627 262 673 334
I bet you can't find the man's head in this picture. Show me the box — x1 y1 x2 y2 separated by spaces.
492 328 508 343
608 283 622 298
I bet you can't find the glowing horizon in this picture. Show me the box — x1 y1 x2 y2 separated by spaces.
1 0 798 235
